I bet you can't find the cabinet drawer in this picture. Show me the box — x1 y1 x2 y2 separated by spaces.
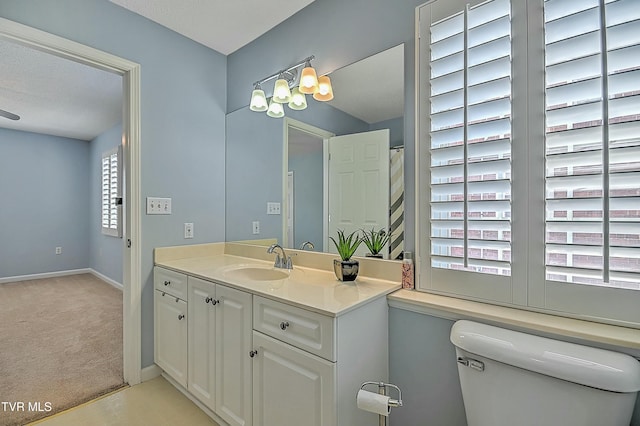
154 267 187 300
253 296 335 361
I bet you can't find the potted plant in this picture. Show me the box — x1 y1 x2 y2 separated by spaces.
329 229 362 281
362 228 390 258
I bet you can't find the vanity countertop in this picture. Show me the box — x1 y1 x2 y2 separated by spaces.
155 253 400 317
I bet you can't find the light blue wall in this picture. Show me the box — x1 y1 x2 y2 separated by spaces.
89 123 123 285
389 309 467 426
0 0 228 368
0 128 90 278
370 116 404 147
226 101 367 242
289 149 323 250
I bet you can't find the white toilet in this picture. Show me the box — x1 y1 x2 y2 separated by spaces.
450 320 640 426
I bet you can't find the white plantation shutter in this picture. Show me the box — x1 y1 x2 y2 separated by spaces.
430 0 512 278
544 0 640 291
417 0 639 325
102 146 122 237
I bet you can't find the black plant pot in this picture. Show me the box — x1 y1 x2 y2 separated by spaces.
333 259 359 282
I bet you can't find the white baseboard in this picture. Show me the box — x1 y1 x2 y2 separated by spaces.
90 269 123 290
141 364 162 382
0 268 91 284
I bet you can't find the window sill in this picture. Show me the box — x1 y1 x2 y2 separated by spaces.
388 289 640 353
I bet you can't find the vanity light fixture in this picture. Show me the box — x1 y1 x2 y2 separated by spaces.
273 71 293 103
249 83 268 112
267 98 285 118
288 87 307 111
249 55 334 118
299 59 319 94
313 75 334 101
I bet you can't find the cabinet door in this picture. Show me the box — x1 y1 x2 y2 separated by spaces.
155 290 188 387
187 277 216 409
216 284 253 426
252 331 336 426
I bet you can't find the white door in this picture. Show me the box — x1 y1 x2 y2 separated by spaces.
328 129 390 257
216 284 253 426
154 291 188 388
252 332 336 426
187 277 216 410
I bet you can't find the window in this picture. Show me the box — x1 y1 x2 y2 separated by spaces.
102 146 122 237
417 0 640 326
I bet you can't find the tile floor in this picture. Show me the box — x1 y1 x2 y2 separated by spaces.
30 377 219 426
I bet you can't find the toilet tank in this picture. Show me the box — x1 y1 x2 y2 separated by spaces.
450 320 640 426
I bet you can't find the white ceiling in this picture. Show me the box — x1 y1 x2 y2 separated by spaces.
328 44 404 124
109 0 316 55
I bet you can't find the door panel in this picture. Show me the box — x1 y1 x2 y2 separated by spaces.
328 129 390 257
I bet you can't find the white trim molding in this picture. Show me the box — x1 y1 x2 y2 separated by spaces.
0 17 142 386
0 269 92 284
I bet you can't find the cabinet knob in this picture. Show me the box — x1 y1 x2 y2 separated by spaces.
178 314 185 320
249 350 258 358
205 297 212 304
280 321 290 330
210 299 219 306
164 280 170 286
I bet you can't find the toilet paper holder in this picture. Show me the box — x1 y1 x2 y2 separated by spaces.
360 381 403 408
359 381 403 426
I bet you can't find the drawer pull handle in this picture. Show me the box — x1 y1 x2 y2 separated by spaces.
164 280 171 286
249 350 258 358
162 292 166 297
178 314 185 320
280 321 290 330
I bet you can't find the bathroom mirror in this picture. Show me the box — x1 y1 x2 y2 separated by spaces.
225 44 405 259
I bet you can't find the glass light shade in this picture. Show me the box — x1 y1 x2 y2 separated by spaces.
313 75 334 101
288 87 308 111
273 78 292 103
299 66 319 94
249 88 268 112
267 98 285 118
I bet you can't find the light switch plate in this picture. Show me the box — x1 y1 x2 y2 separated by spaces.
147 197 172 215
267 202 281 215
184 223 194 239
252 221 260 235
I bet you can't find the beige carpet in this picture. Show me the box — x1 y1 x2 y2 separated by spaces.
0 274 125 426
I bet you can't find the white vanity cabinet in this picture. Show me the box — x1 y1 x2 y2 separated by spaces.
251 295 389 426
155 263 392 426
154 268 188 388
182 273 253 426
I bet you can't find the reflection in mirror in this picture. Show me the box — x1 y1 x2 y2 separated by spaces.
225 44 405 261
284 44 405 259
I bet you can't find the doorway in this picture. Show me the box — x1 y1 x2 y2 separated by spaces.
0 17 142 385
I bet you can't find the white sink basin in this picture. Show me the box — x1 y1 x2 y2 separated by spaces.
224 266 290 282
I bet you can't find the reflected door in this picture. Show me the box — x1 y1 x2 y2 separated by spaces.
328 129 390 258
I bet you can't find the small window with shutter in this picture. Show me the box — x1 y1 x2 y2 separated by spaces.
101 146 122 237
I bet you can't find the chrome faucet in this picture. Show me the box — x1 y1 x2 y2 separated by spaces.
267 244 293 269
299 241 315 250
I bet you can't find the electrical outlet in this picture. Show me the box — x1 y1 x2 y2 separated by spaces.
55 247 62 255
252 221 260 235
146 197 172 215
267 202 281 215
184 223 194 239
